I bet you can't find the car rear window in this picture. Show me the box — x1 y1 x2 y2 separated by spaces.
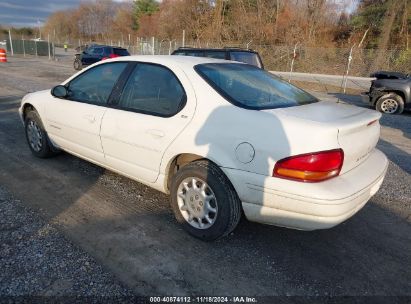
195 63 318 110
230 51 262 68
113 48 130 56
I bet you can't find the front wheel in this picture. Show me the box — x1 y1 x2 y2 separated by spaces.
25 110 56 158
170 160 242 241
375 93 404 114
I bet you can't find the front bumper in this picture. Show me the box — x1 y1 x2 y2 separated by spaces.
222 149 388 230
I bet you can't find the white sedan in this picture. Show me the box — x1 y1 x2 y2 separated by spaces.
20 56 388 240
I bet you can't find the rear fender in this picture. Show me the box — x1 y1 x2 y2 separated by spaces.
370 80 410 104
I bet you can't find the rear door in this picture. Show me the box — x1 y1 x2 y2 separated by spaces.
100 62 196 183
102 47 113 58
45 62 128 163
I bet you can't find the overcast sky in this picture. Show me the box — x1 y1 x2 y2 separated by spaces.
0 0 356 28
0 0 131 27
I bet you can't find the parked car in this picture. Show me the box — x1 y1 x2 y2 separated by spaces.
362 70 410 114
20 56 388 240
73 45 130 70
172 47 264 69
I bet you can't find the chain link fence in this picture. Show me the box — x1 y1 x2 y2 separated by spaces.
22 34 409 79
6 39 54 57
130 39 410 78
4 31 411 93
256 45 410 76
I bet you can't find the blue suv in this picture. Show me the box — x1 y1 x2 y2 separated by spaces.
74 45 130 70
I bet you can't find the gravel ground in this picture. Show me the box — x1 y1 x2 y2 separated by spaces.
0 186 134 297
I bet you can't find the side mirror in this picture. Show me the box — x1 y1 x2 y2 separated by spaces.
82 50 88 54
51 85 68 98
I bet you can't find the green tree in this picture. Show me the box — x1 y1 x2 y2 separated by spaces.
134 0 159 30
350 0 389 48
351 0 410 49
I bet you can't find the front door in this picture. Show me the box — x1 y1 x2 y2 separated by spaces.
45 62 128 163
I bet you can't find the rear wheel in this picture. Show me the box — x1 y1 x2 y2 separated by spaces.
376 93 404 114
170 160 242 241
25 110 56 158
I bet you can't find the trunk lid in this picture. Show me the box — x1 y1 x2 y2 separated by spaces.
276 101 381 174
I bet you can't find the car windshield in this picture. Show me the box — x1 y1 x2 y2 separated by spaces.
113 48 130 56
230 51 262 68
195 63 318 110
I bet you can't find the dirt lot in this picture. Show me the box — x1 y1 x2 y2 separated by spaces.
0 55 410 300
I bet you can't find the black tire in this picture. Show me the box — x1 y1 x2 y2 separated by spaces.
24 110 56 158
375 93 404 114
170 160 242 241
73 58 82 70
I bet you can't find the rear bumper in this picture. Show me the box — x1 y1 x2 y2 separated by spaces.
222 149 388 230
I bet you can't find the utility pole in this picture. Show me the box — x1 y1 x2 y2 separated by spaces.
275 0 279 36
48 33 51 60
22 35 25 57
37 20 41 40
8 29 14 56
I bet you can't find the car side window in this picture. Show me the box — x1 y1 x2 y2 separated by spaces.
186 51 205 57
93 47 104 55
85 47 94 54
230 52 261 68
67 62 128 105
103 47 112 55
118 63 186 116
205 51 226 59
174 51 204 57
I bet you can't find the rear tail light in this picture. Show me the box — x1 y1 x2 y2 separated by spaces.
102 54 120 61
273 149 344 182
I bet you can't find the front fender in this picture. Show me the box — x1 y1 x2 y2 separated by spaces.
20 90 51 124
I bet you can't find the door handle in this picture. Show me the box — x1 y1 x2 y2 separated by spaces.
83 114 96 123
147 129 165 138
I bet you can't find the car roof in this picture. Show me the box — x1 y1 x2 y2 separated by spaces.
174 47 258 53
90 45 126 49
106 55 243 69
